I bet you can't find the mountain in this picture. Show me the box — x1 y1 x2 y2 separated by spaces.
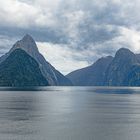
67 48 140 86
0 49 49 87
67 56 113 86
123 64 140 86
104 48 138 86
0 34 72 86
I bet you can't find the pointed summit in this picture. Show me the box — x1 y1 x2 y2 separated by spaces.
22 34 36 44
0 34 72 86
11 34 39 57
23 34 33 39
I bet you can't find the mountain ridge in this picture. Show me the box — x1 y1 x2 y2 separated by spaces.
67 48 140 86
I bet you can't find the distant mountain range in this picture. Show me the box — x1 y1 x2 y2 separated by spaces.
0 34 72 87
67 48 140 86
1 34 140 87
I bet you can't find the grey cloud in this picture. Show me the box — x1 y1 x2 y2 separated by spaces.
0 0 140 73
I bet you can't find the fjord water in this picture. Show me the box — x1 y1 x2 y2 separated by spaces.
1 87 140 140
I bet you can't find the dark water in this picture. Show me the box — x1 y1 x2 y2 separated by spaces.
1 87 140 140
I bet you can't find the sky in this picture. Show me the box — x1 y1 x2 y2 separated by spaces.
1 0 140 74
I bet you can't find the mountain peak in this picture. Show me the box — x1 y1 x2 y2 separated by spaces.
22 34 35 43
11 34 39 57
115 48 134 57
0 34 72 86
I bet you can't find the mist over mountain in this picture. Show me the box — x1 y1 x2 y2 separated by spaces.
67 48 140 86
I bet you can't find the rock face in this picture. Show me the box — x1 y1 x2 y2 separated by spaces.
67 48 140 86
104 48 138 86
0 49 49 87
124 64 140 86
0 34 72 86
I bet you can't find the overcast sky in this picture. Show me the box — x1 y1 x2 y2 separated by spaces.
0 0 140 74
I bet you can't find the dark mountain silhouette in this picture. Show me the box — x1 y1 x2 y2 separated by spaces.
0 49 49 87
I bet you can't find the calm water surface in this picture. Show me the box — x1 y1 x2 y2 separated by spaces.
0 87 140 140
